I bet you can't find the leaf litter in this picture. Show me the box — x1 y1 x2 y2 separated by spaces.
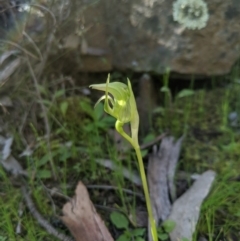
147 136 215 241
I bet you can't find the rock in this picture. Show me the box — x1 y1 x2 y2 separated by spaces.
167 170 216 241
56 0 112 72
57 0 240 75
2 0 240 75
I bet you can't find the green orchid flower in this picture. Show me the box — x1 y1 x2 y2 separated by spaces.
90 74 158 241
90 74 139 146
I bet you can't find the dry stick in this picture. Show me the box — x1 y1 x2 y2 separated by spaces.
140 133 166 150
47 187 71 201
35 27 56 80
29 3 57 26
0 40 39 60
87 184 144 200
21 185 74 241
23 31 43 61
95 159 142 186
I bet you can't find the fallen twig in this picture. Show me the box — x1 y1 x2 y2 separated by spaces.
87 184 144 200
96 158 142 186
21 185 74 241
140 133 166 150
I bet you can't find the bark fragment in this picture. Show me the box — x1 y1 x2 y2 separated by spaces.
147 136 184 241
61 181 114 241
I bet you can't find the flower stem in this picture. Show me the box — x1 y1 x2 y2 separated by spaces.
115 121 158 240
133 144 158 241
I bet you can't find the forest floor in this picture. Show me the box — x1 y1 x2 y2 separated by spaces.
0 70 240 241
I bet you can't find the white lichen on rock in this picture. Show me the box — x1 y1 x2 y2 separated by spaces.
173 0 209 30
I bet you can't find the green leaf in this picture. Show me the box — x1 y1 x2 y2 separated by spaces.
157 226 164 233
38 170 52 179
54 89 65 98
235 210 240 217
160 86 170 92
96 115 115 129
37 84 48 95
177 89 195 98
58 148 71 162
110 212 129 229
158 233 168 241
141 149 148 158
37 155 50 168
40 99 52 106
36 151 58 168
94 102 104 120
135 237 145 241
60 101 69 116
143 133 155 143
116 233 128 241
80 101 94 118
132 228 145 236
153 107 165 114
162 220 176 233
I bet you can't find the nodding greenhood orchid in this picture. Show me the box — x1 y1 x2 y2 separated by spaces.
89 74 158 241
90 74 139 146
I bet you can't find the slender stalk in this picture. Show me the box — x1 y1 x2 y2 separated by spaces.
133 144 158 241
116 122 158 241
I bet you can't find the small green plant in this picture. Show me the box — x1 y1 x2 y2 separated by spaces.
110 211 145 241
90 74 158 241
157 220 176 241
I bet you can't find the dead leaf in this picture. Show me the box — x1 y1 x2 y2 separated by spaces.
167 136 184 202
96 158 141 186
148 138 172 223
62 34 80 49
61 181 114 241
0 58 21 84
0 136 13 160
1 155 28 176
0 95 13 107
168 170 216 241
0 50 19 65
0 135 27 176
147 136 184 241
